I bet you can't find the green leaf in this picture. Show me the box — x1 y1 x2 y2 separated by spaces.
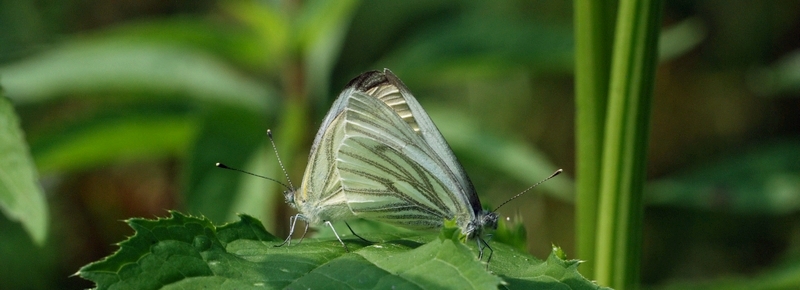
494 217 528 252
382 13 574 82
224 144 281 229
89 18 280 70
749 49 800 96
0 213 58 289
427 106 573 202
0 39 274 112
497 246 610 290
296 0 361 101
221 0 290 71
646 139 800 214
78 212 608 290
0 95 48 245
30 109 198 174
657 18 706 62
182 107 266 223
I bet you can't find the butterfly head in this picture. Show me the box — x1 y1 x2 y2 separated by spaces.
283 189 298 209
466 210 499 240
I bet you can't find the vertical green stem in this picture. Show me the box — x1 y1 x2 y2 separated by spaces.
593 0 661 289
573 0 616 279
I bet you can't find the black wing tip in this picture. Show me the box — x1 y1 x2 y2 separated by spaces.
345 68 406 92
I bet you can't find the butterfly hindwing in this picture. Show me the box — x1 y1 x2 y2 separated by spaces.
295 109 353 224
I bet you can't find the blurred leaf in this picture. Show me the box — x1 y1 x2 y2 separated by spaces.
296 0 360 101
30 110 198 174
654 255 800 290
0 214 58 289
427 106 574 202
382 13 574 82
749 49 800 96
0 40 274 112
182 107 266 223
225 144 280 230
78 211 607 290
658 18 707 62
494 217 528 252
334 0 461 82
0 95 48 245
296 0 360 51
222 0 290 71
88 18 275 70
377 11 703 84
647 139 800 214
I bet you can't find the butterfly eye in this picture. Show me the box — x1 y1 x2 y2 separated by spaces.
485 213 499 230
283 191 294 203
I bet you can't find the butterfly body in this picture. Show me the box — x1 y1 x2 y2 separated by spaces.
285 69 498 242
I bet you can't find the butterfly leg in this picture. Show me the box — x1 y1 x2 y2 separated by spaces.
325 220 349 252
295 219 310 245
276 214 301 247
344 221 374 243
477 237 494 268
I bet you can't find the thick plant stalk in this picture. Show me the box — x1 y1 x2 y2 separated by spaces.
593 0 662 288
573 0 616 279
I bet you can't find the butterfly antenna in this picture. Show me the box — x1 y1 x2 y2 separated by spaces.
215 162 292 191
493 169 563 212
267 129 295 191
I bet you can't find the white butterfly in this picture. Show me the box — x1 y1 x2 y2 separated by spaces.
279 69 499 260
221 69 562 263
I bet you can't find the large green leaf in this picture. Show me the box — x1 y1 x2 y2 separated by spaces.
0 95 48 245
0 40 274 112
87 18 277 70
29 108 198 174
78 212 609 290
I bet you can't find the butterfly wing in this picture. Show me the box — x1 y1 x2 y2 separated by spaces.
292 108 353 224
334 70 479 230
293 71 419 224
380 70 483 216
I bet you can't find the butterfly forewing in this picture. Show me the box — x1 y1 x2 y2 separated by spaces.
332 74 479 232
336 92 462 229
380 72 484 216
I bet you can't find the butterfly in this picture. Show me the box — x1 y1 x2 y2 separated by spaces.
219 69 560 263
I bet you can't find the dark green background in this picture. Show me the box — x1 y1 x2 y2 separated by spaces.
0 1 798 289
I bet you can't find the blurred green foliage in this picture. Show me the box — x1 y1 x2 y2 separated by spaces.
0 0 798 289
